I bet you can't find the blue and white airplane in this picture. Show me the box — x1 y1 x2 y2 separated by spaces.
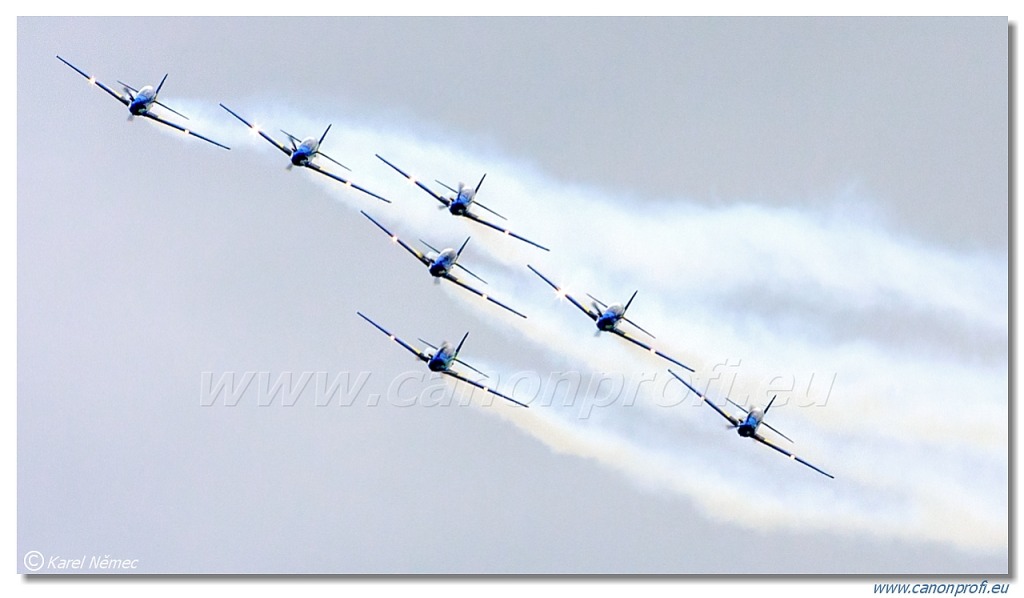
357 312 528 408
219 104 390 203
668 369 834 479
376 154 549 251
361 211 527 319
527 265 693 371
56 56 230 150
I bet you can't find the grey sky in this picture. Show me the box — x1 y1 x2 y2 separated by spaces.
18 17 1007 574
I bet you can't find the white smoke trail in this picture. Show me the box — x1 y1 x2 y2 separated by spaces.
172 98 1008 554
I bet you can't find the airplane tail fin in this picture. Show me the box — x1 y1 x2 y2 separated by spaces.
319 124 332 147
155 73 168 97
454 331 469 358
456 237 471 259
623 289 639 314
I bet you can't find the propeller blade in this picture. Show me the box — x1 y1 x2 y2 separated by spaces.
474 173 487 194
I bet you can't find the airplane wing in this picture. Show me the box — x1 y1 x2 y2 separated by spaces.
56 55 130 107
526 265 598 321
375 154 451 207
612 328 694 372
462 211 551 252
443 273 528 319
305 162 391 203
360 211 431 266
141 111 231 150
219 103 293 156
356 312 430 363
441 369 529 408
668 369 741 426
753 434 835 479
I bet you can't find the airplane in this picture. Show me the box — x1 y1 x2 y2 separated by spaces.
361 210 527 319
219 103 390 203
527 265 693 372
375 154 550 251
356 312 529 408
56 55 230 150
668 369 834 479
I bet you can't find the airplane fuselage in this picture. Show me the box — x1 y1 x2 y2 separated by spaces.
128 85 156 115
736 410 764 438
596 305 625 332
449 189 474 216
290 139 318 166
428 249 457 277
427 342 455 371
